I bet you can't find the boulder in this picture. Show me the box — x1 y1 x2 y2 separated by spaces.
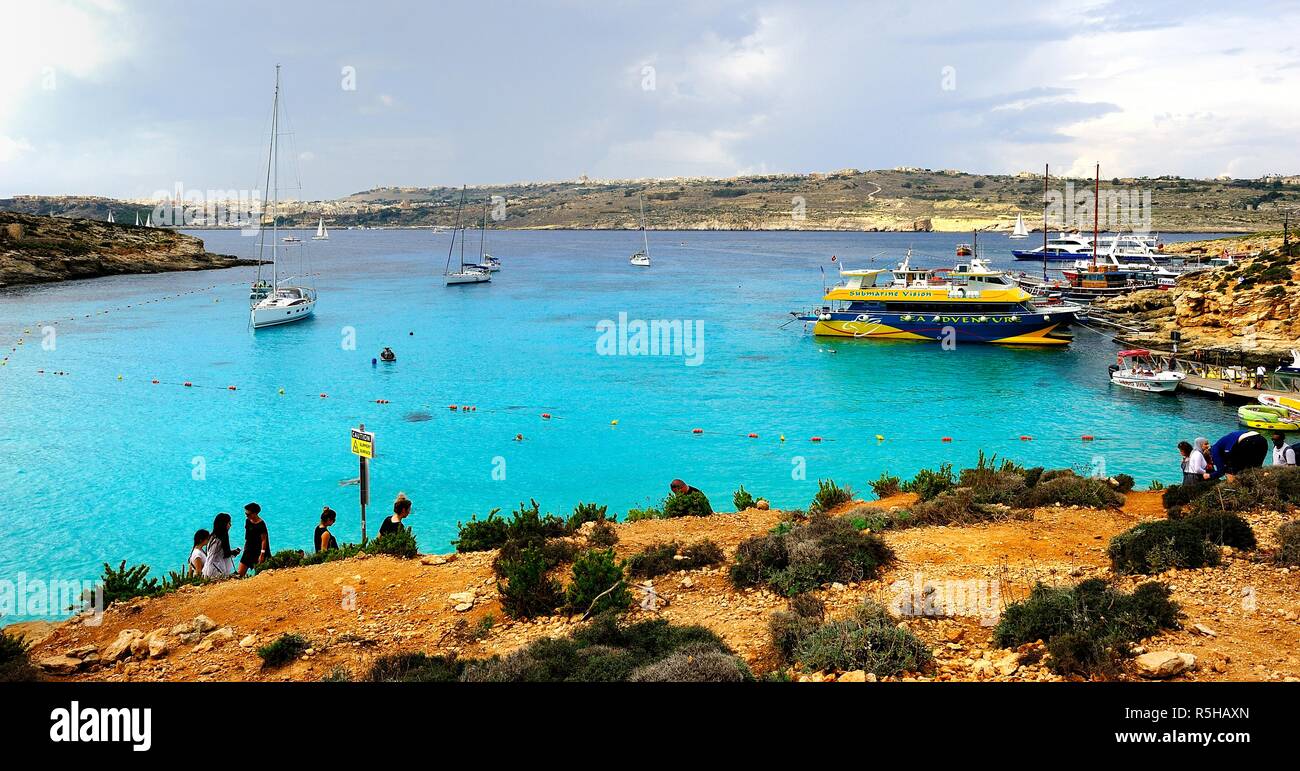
148 636 171 659
838 670 867 682
37 655 83 675
448 591 476 605
193 615 217 633
102 629 143 662
1135 651 1197 679
993 652 1021 676
239 634 258 648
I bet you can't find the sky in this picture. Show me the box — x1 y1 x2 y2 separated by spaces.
2 0 1299 200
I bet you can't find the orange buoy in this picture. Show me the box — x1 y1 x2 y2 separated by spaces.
319 393 328 398
1082 435 1095 442
183 381 193 387
941 437 953 443
747 433 758 438
1019 435 1031 441
449 405 459 411
692 428 704 434
228 385 237 391
811 436 823 442
151 379 158 384
541 412 551 419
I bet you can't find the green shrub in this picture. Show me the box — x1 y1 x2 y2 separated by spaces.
786 601 932 676
1186 467 1300 518
626 539 725 578
769 594 826 660
1276 521 1300 566
869 473 902 499
624 506 662 522
907 488 1023 527
627 644 754 682
365 528 418 558
731 513 893 596
566 549 631 616
568 502 609 530
364 653 463 682
460 615 737 682
1113 474 1136 494
454 509 508 552
0 630 38 682
1014 475 1126 509
1162 480 1214 512
587 519 619 548
662 490 714 518
257 633 310 668
901 463 955 501
256 543 367 574
1108 520 1221 574
809 479 853 514
733 485 756 511
994 579 1180 677
258 549 309 572
496 546 565 619
98 561 161 606
1184 512 1256 550
842 504 895 532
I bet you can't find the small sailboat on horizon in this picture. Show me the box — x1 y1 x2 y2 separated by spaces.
312 217 329 240
630 192 651 267
1010 213 1029 239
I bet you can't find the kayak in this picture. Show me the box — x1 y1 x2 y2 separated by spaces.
1238 404 1300 431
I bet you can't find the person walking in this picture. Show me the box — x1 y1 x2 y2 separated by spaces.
314 506 340 552
1179 441 1208 486
237 502 270 577
379 493 412 537
202 513 237 580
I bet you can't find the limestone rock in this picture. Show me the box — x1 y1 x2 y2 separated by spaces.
1135 651 1197 679
102 629 143 661
38 655 83 675
838 670 867 682
193 615 217 633
239 634 258 648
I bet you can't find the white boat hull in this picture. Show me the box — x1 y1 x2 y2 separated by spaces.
1110 372 1184 392
445 271 490 285
630 256 651 267
251 296 317 328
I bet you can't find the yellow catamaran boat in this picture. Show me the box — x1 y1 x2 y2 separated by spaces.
795 253 1080 345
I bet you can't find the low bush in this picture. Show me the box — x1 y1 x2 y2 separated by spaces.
1183 512 1256 550
257 633 310 668
256 543 367 573
365 528 419 559
1276 521 1300 566
566 549 631 616
0 630 38 682
624 506 662 522
994 579 1180 677
460 614 748 682
769 594 826 661
567 502 609 530
627 644 754 682
842 504 896 532
496 546 564 619
1113 474 1136 494
1186 467 1300 518
731 513 893 596
779 601 932 676
900 463 955 501
869 473 902 499
1014 475 1126 509
1161 480 1214 512
453 509 509 552
733 485 756 511
1108 520 1221 574
662 490 714 518
626 539 725 578
809 479 853 514
98 561 162 606
587 519 619 548
364 653 463 682
908 488 1022 527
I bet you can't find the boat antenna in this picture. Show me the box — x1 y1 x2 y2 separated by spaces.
1092 163 1100 270
270 64 280 290
444 185 465 275
479 193 488 262
639 191 650 260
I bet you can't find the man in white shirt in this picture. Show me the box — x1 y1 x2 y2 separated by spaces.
1273 432 1297 466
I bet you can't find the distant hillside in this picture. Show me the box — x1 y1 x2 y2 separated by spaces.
5 169 1298 232
0 212 252 287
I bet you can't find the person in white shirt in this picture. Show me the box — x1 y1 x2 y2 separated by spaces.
1273 432 1297 466
1180 441 1209 486
187 529 210 576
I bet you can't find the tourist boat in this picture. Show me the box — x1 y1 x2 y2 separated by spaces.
443 186 491 286
282 235 301 243
1108 350 1185 393
955 243 973 257
1061 252 1187 289
1237 404 1300 431
630 192 652 267
312 217 329 240
1012 232 1164 262
792 253 1079 345
1009 213 1029 239
250 66 318 329
1274 350 1300 381
1016 262 1159 302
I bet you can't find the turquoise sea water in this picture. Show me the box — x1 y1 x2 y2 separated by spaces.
0 229 1236 620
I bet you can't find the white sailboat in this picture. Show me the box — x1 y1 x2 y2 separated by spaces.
250 65 318 329
629 192 651 266
107 211 115 224
444 186 491 286
312 217 329 240
134 212 140 226
1010 213 1029 239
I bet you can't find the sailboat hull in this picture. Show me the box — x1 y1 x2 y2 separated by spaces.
251 297 317 328
445 271 491 285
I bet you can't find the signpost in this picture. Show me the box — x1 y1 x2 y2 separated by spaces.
350 425 374 543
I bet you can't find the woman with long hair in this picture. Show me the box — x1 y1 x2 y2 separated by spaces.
201 512 239 579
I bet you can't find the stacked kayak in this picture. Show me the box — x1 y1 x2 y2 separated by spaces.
1238 404 1300 431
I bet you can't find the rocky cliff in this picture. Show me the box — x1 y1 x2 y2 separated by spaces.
1094 244 1299 362
0 212 253 287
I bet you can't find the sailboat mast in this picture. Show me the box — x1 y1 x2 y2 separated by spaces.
1042 163 1049 281
444 186 465 275
271 64 280 289
639 192 650 258
479 195 488 262
1092 163 1099 269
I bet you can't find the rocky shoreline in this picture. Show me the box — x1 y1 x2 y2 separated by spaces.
0 212 254 287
